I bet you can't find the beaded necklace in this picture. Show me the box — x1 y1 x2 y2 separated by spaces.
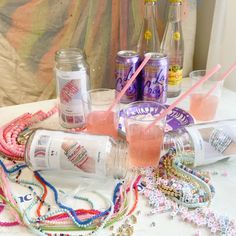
0 107 57 160
34 171 112 226
156 148 214 208
1 146 139 235
0 186 19 227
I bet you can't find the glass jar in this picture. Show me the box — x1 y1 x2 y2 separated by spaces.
163 119 236 167
25 129 128 179
55 48 90 129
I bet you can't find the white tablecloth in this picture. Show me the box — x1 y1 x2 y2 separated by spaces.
1 81 236 236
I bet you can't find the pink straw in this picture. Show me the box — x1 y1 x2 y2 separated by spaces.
145 64 221 131
204 61 236 98
105 54 151 115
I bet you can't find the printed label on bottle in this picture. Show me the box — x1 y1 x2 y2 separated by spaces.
144 30 152 40
56 69 88 127
168 65 183 85
28 130 110 177
173 32 181 41
186 126 225 167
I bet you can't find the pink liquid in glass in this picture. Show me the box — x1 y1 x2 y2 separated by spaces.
86 111 118 138
189 93 219 121
126 124 164 167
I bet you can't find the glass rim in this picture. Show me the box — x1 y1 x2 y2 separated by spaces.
189 69 222 83
55 48 84 61
189 69 206 78
83 88 115 106
123 101 166 123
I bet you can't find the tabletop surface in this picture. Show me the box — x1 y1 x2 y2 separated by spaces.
1 79 236 236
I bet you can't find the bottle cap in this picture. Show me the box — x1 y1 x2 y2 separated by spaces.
145 0 158 3
169 0 182 3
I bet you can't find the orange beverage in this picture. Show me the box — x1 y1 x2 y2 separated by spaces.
86 111 118 139
126 124 164 167
189 93 219 121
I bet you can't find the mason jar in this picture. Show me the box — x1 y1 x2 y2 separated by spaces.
55 48 90 129
25 129 128 179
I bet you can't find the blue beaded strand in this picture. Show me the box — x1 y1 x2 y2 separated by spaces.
0 160 27 174
34 171 112 226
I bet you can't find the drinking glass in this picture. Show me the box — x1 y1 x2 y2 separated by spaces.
83 88 118 139
189 70 222 121
123 101 166 167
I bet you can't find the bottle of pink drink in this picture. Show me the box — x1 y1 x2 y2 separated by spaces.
126 124 164 167
189 93 219 121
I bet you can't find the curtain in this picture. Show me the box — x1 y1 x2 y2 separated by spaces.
207 0 236 91
0 0 196 106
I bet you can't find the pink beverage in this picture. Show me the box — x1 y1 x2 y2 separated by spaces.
189 93 219 121
86 111 118 139
126 124 164 167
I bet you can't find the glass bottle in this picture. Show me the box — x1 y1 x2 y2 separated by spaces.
25 129 128 179
55 48 90 129
137 0 160 56
163 119 236 167
160 0 184 98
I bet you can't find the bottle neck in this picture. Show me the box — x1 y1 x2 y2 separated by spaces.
144 2 157 20
163 129 195 166
109 139 128 179
168 3 182 22
55 48 84 64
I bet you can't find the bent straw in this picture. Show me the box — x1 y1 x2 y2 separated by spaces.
145 64 221 131
105 54 151 115
204 61 236 99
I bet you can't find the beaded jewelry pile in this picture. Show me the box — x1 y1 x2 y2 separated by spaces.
0 109 236 235
0 159 141 235
140 149 236 235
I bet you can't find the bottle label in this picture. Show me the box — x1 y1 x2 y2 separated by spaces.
56 69 88 127
168 65 183 85
173 32 181 41
186 123 236 166
28 130 110 176
144 30 152 40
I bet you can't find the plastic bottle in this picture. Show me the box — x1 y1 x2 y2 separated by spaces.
25 129 128 179
163 119 236 167
137 0 160 56
160 0 184 98
55 48 90 129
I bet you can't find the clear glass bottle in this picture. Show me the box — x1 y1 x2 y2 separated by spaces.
55 48 90 129
163 119 236 167
25 129 128 179
160 0 184 98
137 0 160 56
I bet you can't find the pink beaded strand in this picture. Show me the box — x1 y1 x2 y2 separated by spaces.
0 170 22 225
0 106 57 160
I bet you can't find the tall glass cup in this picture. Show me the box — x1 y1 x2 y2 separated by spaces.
123 101 166 167
83 88 118 139
189 70 222 121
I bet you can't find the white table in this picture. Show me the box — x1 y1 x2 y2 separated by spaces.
0 84 236 236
